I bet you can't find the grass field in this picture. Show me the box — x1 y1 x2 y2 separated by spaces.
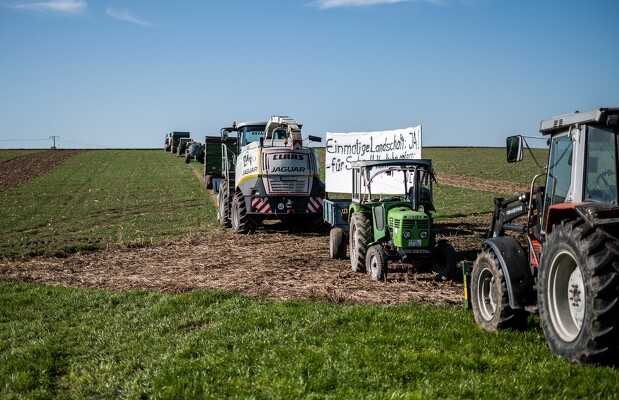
2 148 618 398
0 148 511 257
2 282 617 399
0 150 216 257
424 147 548 184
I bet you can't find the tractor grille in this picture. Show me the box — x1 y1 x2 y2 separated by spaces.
266 177 310 194
390 218 429 230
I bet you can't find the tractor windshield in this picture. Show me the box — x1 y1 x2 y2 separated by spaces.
361 165 433 207
585 126 618 205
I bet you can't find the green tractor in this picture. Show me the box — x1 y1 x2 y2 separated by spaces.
324 159 456 281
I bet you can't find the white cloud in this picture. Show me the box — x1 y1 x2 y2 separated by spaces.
312 0 441 9
7 0 87 14
106 7 153 27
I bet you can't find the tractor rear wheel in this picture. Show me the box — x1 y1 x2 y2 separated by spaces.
366 244 387 281
349 212 371 273
431 240 457 280
217 180 231 228
231 192 255 234
471 247 527 331
538 219 619 364
330 227 347 259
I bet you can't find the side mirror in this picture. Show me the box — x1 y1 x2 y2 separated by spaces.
308 135 322 143
506 135 523 163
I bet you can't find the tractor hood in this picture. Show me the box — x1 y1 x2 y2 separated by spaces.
387 206 431 248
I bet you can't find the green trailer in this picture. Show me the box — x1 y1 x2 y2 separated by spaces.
203 135 237 190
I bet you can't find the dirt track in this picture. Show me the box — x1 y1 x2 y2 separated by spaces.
0 151 495 305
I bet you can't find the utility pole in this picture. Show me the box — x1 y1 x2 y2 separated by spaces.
49 136 59 149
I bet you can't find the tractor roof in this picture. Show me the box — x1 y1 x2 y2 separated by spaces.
540 107 619 135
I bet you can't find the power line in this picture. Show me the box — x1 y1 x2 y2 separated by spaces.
0 138 49 142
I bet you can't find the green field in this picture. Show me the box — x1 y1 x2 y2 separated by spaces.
1 149 512 257
1 148 617 399
0 150 216 257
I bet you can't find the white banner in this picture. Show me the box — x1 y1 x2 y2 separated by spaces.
325 126 422 193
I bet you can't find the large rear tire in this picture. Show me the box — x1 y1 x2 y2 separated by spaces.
349 212 371 273
366 244 387 281
231 191 255 234
217 180 231 228
538 219 619 364
432 240 457 280
471 247 527 331
330 228 347 259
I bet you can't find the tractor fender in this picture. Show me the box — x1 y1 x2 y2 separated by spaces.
484 236 535 309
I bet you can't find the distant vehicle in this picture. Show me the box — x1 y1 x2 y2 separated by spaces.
185 142 205 164
176 137 193 157
164 132 190 154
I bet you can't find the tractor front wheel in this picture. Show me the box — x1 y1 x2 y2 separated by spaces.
366 245 387 281
349 212 371 273
329 228 347 259
471 247 527 331
538 219 619 364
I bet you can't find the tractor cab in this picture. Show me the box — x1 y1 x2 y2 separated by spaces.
506 107 619 234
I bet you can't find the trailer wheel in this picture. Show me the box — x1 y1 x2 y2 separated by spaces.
217 180 231 228
366 245 387 281
330 228 347 259
538 219 619 364
231 192 255 234
185 153 191 164
431 240 457 280
471 247 527 331
349 212 371 273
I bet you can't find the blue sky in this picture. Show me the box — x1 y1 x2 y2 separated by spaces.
0 0 617 149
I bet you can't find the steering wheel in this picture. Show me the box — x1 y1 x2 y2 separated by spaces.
596 170 616 191
380 196 401 202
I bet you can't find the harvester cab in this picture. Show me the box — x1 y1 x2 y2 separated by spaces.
470 107 619 364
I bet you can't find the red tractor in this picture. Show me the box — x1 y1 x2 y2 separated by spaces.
470 107 619 364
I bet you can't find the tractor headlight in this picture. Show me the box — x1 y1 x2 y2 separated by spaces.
403 231 411 239
420 231 428 239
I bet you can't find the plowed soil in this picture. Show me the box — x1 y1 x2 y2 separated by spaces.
0 151 501 305
0 150 85 192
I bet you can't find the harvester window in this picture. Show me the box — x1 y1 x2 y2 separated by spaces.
585 126 617 204
240 126 266 146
